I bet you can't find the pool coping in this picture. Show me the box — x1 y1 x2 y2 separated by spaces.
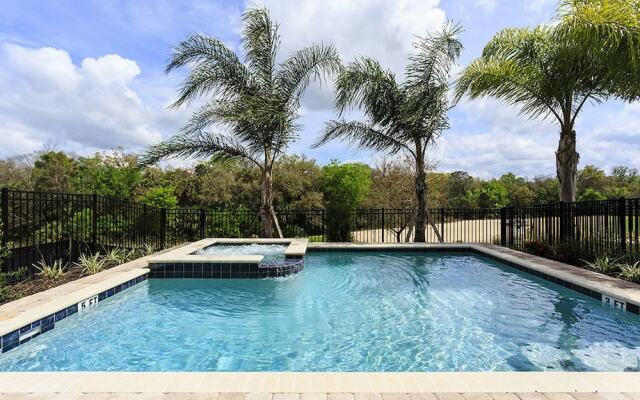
0 371 639 393
0 243 640 393
148 238 309 264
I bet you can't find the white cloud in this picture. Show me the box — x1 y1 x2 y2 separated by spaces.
249 0 447 111
475 0 497 13
0 43 169 157
438 97 558 178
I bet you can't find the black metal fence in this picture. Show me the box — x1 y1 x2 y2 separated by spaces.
1 188 639 274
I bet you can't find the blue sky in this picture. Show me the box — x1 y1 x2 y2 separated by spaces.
0 0 638 178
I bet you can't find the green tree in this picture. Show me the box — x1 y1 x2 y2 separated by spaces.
73 151 141 198
456 0 640 202
0 155 34 190
321 162 372 242
444 171 478 208
139 7 341 238
577 165 607 199
314 24 463 242
33 151 77 192
498 173 535 206
465 180 509 208
138 187 179 208
272 155 323 209
578 188 607 201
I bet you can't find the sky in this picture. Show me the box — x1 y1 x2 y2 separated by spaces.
0 0 638 178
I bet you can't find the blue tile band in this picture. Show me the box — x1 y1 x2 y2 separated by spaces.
0 273 148 354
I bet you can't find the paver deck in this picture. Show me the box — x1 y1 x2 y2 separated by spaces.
0 392 639 400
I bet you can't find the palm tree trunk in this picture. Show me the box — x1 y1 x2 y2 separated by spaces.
556 126 579 202
270 205 284 239
260 167 275 238
414 150 443 243
414 158 428 242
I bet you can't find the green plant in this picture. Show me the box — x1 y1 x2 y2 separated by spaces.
125 248 141 262
0 267 28 286
552 239 591 264
456 0 640 202
619 261 640 283
582 255 622 275
139 7 341 238
140 243 157 257
523 240 553 257
75 253 106 275
103 248 128 267
0 286 20 303
34 259 66 280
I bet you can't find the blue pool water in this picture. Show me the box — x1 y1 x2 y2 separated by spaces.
1 252 639 372
194 243 287 261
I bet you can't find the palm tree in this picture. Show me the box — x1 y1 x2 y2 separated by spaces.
314 23 463 242
139 8 341 238
456 0 640 202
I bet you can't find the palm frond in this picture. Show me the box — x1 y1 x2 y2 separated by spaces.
335 57 401 126
167 34 253 107
406 21 463 89
455 56 562 123
138 132 259 167
242 8 279 89
180 99 247 136
313 120 413 156
555 0 640 100
276 43 342 108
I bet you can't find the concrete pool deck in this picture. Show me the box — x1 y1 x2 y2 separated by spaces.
0 242 639 395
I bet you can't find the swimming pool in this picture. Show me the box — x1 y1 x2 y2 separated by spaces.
1 251 638 372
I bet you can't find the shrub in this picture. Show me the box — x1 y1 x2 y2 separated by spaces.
0 286 20 303
552 239 592 264
35 259 66 280
283 225 306 238
582 255 621 275
0 268 28 286
75 253 105 275
619 261 640 283
523 240 553 257
103 248 129 267
140 243 156 256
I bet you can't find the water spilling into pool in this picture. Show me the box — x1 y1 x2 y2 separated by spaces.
1 252 639 372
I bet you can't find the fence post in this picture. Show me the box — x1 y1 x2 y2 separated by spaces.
1 188 8 249
91 193 98 252
321 209 326 242
500 207 507 246
559 202 568 242
160 208 167 249
142 204 148 245
199 209 206 240
619 197 627 254
381 208 385 243
440 208 445 242
508 207 515 247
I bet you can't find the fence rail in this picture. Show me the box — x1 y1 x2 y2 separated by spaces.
1 188 639 274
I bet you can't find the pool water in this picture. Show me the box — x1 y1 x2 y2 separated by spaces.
1 252 639 372
195 243 287 261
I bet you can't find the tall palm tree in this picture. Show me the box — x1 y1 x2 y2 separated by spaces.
456 0 640 202
314 23 463 242
140 8 341 238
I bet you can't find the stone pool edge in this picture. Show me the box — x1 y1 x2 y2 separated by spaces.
307 243 640 316
0 371 639 393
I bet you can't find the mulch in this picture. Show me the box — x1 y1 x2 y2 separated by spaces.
1 267 86 306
